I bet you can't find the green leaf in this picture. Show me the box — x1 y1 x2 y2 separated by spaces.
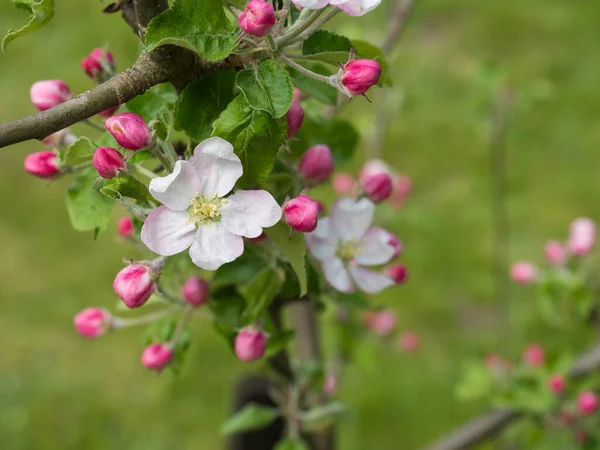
303 30 352 55
275 439 310 450
212 96 287 187
66 167 114 236
210 288 247 333
175 70 236 141
213 244 266 290
268 222 307 297
241 267 282 324
127 83 178 123
287 62 338 106
264 329 295 358
335 291 369 309
301 401 348 423
145 0 236 61
220 403 280 435
2 0 54 51
236 60 294 119
58 137 95 166
100 173 153 202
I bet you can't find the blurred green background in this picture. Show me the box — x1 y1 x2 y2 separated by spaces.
2 0 600 448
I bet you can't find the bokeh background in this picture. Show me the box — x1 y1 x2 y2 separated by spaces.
1 0 600 448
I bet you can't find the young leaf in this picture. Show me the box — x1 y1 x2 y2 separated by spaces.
127 83 178 123
58 137 95 166
268 222 307 297
275 439 310 450
2 0 55 51
220 403 280 435
241 267 282 324
174 70 237 141
236 60 294 119
287 62 338 106
303 30 352 55
145 0 237 61
212 96 287 187
100 173 153 203
264 329 295 358
301 401 348 423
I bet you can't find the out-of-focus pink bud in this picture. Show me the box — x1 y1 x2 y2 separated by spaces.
568 218 596 257
105 113 149 150
238 0 276 37
298 144 334 185
523 343 545 368
576 430 589 444
234 327 267 363
182 276 210 306
363 310 397 337
385 264 408 284
360 170 393 203
561 410 575 425
341 59 382 96
30 80 71 111
24 151 60 179
113 263 154 309
283 195 320 233
544 240 566 266
332 172 356 196
42 129 77 148
398 331 419 352
141 343 173 371
390 175 412 208
548 374 566 395
293 88 302 103
510 261 537 285
286 102 305 138
81 48 115 83
248 231 267 243
93 147 125 179
323 372 338 396
578 391 598 415
74 307 112 339
484 353 512 374
118 217 135 239
368 227 402 258
99 105 119 118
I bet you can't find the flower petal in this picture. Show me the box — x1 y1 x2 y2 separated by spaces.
291 0 330 9
330 197 374 241
189 137 243 197
322 258 355 293
220 190 282 238
329 0 381 16
141 206 197 255
355 227 397 266
305 217 337 261
349 264 394 294
189 222 244 270
148 160 200 211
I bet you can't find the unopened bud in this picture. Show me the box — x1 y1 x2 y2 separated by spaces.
283 195 320 232
398 331 419 352
182 276 210 306
544 240 566 266
105 113 150 151
24 151 59 179
93 147 125 179
118 217 135 239
238 0 276 37
113 263 155 309
390 174 412 208
30 80 71 111
568 218 596 257
510 261 537 284
548 374 566 395
578 391 598 415
234 327 267 363
141 343 173 371
42 129 76 148
293 88 302 103
385 264 408 285
81 48 115 83
363 310 397 337
332 172 356 196
340 59 381 96
360 169 392 203
74 307 112 339
286 102 305 138
298 144 334 185
523 343 545 368
323 372 338 396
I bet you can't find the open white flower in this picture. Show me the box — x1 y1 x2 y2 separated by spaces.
141 137 282 270
291 0 380 16
305 197 396 294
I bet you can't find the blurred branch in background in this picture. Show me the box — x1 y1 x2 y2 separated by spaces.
382 0 416 55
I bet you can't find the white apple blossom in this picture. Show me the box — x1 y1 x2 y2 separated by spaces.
305 197 396 294
291 0 381 16
141 137 282 270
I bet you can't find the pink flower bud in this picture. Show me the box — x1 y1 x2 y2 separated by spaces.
568 218 596 256
398 331 419 352
73 307 112 339
341 59 382 96
544 240 566 266
42 129 76 148
548 374 566 395
234 327 267 363
30 80 71 111
510 261 537 284
104 113 149 150
523 343 545 368
24 151 59 179
99 105 119 118
113 264 154 309
81 48 115 83
298 144 334 185
93 147 125 179
360 170 393 203
283 195 320 233
182 276 210 306
141 343 173 371
286 102 305 138
118 217 135 239
484 353 512 374
385 264 408 285
578 391 598 415
390 174 412 209
332 172 356 196
323 372 338 396
363 310 397 337
293 88 302 103
238 0 276 37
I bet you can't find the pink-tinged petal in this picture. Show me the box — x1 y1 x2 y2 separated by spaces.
330 197 374 241
148 161 200 211
189 137 243 197
349 264 395 294
141 207 196 255
220 190 282 238
189 222 244 270
305 218 337 261
322 258 354 293
291 0 330 9
330 0 381 16
355 227 397 266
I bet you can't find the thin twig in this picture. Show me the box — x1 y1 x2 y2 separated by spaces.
382 0 416 54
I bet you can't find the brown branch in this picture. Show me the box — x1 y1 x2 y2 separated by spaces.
133 0 169 39
423 345 600 450
119 0 141 34
382 0 416 54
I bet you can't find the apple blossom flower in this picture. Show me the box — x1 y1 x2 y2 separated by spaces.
568 218 596 256
305 198 397 294
291 0 380 16
141 137 282 270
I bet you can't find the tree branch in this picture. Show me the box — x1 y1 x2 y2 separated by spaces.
382 0 416 54
133 0 169 39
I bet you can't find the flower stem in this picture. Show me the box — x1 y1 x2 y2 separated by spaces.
169 304 195 346
278 53 333 84
82 119 105 132
276 8 324 49
113 305 181 328
133 164 158 179
294 8 341 43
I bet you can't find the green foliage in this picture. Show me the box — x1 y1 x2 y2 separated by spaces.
275 439 310 450
236 60 294 119
264 329 295 358
212 244 266 291
455 360 495 402
268 222 308 297
212 96 287 187
303 30 352 55
288 62 338 105
99 173 153 203
209 288 247 345
301 401 348 428
58 137 95 167
220 403 280 435
334 291 370 309
127 83 178 123
241 267 282 324
2 0 54 51
145 0 236 61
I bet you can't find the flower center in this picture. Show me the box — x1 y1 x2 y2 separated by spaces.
336 240 359 262
188 193 227 226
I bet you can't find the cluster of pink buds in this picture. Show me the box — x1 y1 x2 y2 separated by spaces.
238 0 276 37
235 326 267 363
105 113 150 151
81 48 115 83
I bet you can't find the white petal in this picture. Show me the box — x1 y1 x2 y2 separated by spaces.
349 264 394 294
189 222 244 270
330 0 381 16
220 190 282 238
291 0 330 9
322 258 354 293
141 207 197 256
148 161 199 211
355 227 396 266
330 198 374 241
305 217 337 261
189 137 242 197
